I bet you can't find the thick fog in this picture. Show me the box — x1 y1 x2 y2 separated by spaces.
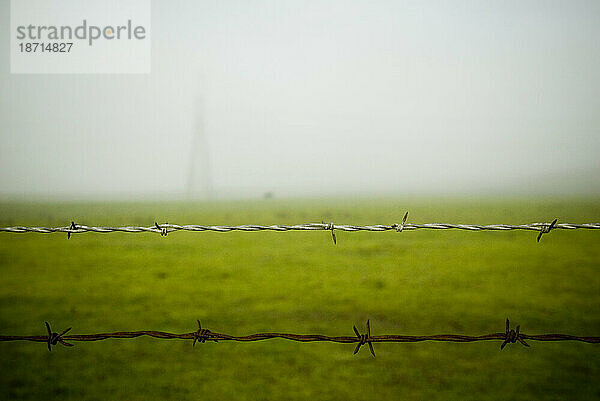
1 0 598 199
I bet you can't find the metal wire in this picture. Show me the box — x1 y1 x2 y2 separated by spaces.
1 319 598 355
1 216 599 243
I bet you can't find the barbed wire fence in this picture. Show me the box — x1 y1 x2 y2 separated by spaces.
1 213 599 242
1 213 598 356
0 319 598 355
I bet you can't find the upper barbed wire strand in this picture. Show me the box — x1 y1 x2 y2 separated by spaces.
1 222 599 234
2 217 599 243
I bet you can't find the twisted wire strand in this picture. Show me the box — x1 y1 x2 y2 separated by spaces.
1 320 598 354
2 332 599 344
1 222 599 234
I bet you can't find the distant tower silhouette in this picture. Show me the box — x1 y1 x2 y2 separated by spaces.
186 95 213 198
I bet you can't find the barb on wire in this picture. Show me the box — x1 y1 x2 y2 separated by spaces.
45 321 73 351
501 318 529 350
1 319 598 355
353 320 375 356
394 212 409 232
67 221 77 239
537 218 557 242
322 221 336 244
2 218 598 243
155 222 168 237
193 320 218 347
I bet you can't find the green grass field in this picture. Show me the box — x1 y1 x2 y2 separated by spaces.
0 197 598 400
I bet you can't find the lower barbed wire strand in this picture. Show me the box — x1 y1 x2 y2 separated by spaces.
1 329 599 346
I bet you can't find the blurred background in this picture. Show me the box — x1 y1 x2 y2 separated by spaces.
0 1 599 400
1 0 599 199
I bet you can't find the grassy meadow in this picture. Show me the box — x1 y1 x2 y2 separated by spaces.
0 197 598 400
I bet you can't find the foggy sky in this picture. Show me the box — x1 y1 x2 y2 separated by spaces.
1 0 599 199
